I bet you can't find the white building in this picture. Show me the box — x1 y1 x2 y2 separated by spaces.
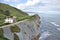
4 18 14 23
4 16 16 23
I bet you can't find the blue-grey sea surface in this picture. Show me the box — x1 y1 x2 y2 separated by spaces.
28 11 60 40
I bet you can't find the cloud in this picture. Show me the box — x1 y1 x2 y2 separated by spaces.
40 0 60 6
4 0 20 2
16 0 40 9
38 0 60 11
4 0 10 2
30 0 60 11
16 0 60 12
26 0 40 6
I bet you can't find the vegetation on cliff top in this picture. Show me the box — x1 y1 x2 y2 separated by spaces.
0 3 39 26
0 3 28 26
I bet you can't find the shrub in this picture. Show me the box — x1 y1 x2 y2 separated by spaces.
10 25 20 33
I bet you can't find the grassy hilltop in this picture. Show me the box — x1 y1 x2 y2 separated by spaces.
0 3 29 26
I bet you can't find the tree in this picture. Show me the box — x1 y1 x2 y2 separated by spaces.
5 10 10 16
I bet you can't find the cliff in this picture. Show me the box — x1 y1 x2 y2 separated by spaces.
0 14 41 40
0 3 41 40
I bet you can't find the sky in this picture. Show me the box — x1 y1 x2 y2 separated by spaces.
0 0 60 12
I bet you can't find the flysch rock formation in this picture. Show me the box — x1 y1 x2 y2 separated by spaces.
0 14 41 40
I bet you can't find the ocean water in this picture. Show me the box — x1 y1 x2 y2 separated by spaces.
28 11 60 40
39 12 60 40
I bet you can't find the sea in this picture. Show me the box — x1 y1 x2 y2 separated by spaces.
28 11 60 40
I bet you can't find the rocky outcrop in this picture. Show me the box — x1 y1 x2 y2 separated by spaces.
1 14 41 40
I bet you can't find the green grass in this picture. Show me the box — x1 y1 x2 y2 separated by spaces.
0 36 9 40
0 20 4 26
0 3 28 26
0 28 3 37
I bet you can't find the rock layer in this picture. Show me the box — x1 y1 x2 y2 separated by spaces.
1 14 41 40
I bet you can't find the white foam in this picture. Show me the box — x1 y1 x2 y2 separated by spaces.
39 32 51 40
50 22 60 26
57 28 60 31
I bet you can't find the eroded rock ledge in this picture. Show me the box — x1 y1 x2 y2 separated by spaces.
0 14 41 40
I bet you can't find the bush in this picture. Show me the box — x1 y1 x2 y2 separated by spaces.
10 25 20 33
14 33 19 40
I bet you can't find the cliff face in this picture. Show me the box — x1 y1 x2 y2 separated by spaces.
1 14 41 40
